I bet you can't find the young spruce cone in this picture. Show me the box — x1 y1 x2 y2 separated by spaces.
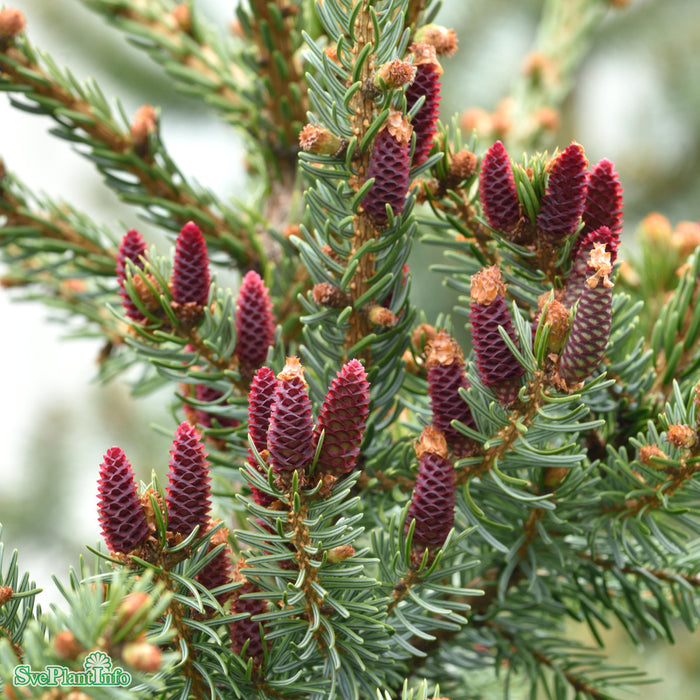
230 560 267 666
559 244 613 385
426 330 477 458
313 359 370 477
170 221 210 307
195 524 234 608
116 229 148 321
361 110 412 225
470 266 525 403
405 426 455 553
267 358 315 485
578 158 623 247
235 270 275 375
405 43 442 168
97 447 150 554
479 140 520 233
537 142 589 242
246 366 279 506
165 422 211 537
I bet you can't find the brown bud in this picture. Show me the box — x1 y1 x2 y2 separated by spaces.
414 24 458 57
640 212 672 245
132 272 162 313
408 43 443 74
0 8 25 44
411 323 437 354
537 294 570 353
374 59 416 90
672 221 700 257
448 150 478 183
171 4 191 32
638 444 667 466
0 586 12 606
312 282 350 308
367 305 398 328
278 356 307 384
470 265 506 305
130 105 158 158
53 630 84 661
122 641 162 673
534 107 560 132
115 592 152 636
543 466 569 490
412 178 439 203
459 107 492 135
299 124 345 156
415 425 449 460
326 545 355 563
667 424 697 449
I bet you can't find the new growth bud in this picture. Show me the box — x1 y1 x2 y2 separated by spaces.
0 8 25 46
414 24 458 57
298 124 346 156
373 59 416 90
165 422 211 537
313 359 370 477
97 447 150 555
406 426 456 553
130 105 158 158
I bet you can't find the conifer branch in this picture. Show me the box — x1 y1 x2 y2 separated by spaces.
346 0 380 357
80 0 249 119
0 37 262 268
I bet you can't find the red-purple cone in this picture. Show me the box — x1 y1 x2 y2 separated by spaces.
559 244 613 384
165 422 211 536
194 385 239 430
537 143 589 242
405 427 455 552
171 222 210 306
361 110 412 225
313 359 370 477
470 266 525 402
196 525 234 608
235 271 275 374
267 358 315 485
405 43 442 168
229 560 267 667
579 159 623 245
97 447 150 554
479 141 520 233
562 226 619 309
246 366 279 506
426 331 478 458
117 229 147 321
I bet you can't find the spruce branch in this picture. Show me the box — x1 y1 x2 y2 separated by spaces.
0 32 262 268
80 0 250 119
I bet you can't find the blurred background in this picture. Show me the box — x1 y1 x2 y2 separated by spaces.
1 0 700 696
